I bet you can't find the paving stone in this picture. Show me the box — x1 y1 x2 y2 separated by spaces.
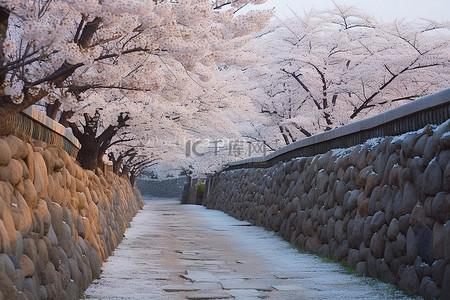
182 254 218 260
202 260 227 265
220 279 273 291
181 259 226 266
229 289 268 299
272 284 306 291
182 270 219 282
163 285 200 292
164 282 223 292
271 273 310 279
186 289 232 299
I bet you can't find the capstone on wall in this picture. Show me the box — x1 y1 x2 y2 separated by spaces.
204 120 450 299
0 135 144 300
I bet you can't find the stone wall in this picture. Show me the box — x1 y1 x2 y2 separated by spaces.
136 176 187 199
0 135 144 300
203 120 450 299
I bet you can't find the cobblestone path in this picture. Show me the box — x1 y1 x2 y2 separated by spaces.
83 198 411 300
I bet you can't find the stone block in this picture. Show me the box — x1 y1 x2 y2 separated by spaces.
394 182 417 217
0 267 16 299
315 169 328 195
65 280 79 300
304 236 322 253
422 136 436 166
317 244 329 257
406 227 419 264
357 193 369 218
0 253 16 278
370 211 385 232
0 165 12 182
431 259 446 287
25 144 34 183
0 219 11 254
399 265 420 294
418 227 434 265
444 221 450 263
23 278 39 300
348 215 363 249
383 241 395 264
444 162 450 193
398 214 410 235
376 259 396 284
370 232 384 259
347 248 360 267
419 276 441 299
442 265 450 299
384 152 400 181
4 135 27 160
431 192 448 223
23 179 37 209
362 216 373 247
10 192 32 235
8 159 23 186
20 254 35 278
387 218 399 241
409 203 426 228
414 256 430 279
333 206 343 220
355 261 366 276
413 134 428 157
423 159 443 196
366 253 377 278
334 220 344 243
0 139 12 166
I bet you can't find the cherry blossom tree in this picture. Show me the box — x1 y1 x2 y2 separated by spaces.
242 6 450 147
0 0 272 115
0 0 272 174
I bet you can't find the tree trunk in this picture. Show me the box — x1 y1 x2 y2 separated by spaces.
129 173 137 187
69 111 130 171
76 135 101 170
0 6 10 85
279 125 291 145
46 100 61 119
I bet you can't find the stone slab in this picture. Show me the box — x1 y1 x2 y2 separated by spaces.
181 258 226 265
186 290 232 299
229 289 268 299
220 279 273 291
163 283 222 292
163 285 201 292
182 270 219 282
272 284 306 291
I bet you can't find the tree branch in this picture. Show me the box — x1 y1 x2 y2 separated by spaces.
281 68 321 110
77 17 102 48
292 123 312 137
350 57 428 119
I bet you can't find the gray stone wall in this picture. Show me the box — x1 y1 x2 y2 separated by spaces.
137 176 187 199
203 120 450 299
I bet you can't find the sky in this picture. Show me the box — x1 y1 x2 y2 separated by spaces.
243 0 450 22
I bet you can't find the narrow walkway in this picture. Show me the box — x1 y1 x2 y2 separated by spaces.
83 198 411 300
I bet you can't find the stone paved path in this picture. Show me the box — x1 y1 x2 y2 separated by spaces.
82 198 412 300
